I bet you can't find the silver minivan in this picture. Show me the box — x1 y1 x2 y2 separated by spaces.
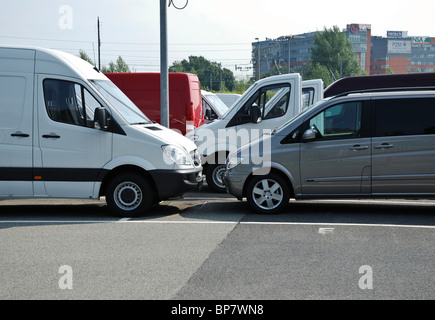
223 90 435 213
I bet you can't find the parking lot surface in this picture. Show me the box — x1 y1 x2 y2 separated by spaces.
0 187 434 300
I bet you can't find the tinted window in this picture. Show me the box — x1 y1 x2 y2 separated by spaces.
309 101 362 140
44 79 103 127
375 98 435 137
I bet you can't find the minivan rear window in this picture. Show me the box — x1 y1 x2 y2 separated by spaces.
374 98 435 137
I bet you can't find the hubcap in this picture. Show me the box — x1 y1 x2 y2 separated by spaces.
212 165 226 188
252 179 283 210
114 181 142 211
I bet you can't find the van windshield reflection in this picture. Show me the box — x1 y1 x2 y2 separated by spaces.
90 80 151 124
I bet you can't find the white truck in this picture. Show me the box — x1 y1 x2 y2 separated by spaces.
0 46 202 216
187 74 323 192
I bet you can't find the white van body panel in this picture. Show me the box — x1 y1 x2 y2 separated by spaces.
0 48 35 196
0 46 201 211
189 75 323 158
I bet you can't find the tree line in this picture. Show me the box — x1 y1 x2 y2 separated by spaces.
79 25 371 90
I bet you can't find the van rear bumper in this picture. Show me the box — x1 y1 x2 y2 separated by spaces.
149 168 203 200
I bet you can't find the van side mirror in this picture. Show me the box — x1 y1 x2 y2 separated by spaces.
302 129 316 142
94 107 109 130
205 108 212 120
251 105 262 123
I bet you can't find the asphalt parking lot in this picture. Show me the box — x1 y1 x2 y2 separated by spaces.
0 186 434 300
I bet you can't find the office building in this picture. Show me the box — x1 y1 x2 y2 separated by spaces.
252 24 435 79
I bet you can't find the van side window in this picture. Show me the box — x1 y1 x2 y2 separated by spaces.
309 102 362 140
203 98 217 120
43 79 103 128
302 87 315 110
375 98 435 137
227 83 290 127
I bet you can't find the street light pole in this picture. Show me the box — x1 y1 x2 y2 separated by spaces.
255 38 260 80
284 34 305 74
287 37 291 73
160 0 169 128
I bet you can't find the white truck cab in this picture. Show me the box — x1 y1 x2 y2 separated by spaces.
188 74 323 192
201 90 229 123
0 46 202 216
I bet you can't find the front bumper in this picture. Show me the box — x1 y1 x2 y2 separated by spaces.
223 169 246 200
150 168 203 200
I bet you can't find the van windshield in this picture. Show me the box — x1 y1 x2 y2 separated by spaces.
90 80 151 124
205 94 228 117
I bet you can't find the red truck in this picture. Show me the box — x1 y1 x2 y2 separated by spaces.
105 72 203 135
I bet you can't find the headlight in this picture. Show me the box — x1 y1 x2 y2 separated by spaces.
162 145 192 166
226 156 244 170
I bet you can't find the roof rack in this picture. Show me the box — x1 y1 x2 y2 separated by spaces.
330 86 435 99
324 73 435 98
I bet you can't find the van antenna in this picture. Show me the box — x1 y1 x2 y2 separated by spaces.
92 43 97 66
91 43 100 72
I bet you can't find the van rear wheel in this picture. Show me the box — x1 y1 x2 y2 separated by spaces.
205 164 227 193
106 173 153 217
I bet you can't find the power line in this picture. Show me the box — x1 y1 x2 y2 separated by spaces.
0 35 251 46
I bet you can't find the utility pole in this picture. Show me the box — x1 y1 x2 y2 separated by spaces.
255 38 260 80
97 17 101 70
160 0 169 128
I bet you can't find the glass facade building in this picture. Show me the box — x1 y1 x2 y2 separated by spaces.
252 24 435 79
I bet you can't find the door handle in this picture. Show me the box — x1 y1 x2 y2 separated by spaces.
349 144 369 151
11 132 30 137
42 134 61 139
374 143 394 149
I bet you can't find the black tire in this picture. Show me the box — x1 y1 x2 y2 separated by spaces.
246 173 290 214
205 164 227 193
105 173 153 217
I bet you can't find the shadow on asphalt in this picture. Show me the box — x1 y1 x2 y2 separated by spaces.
0 185 434 228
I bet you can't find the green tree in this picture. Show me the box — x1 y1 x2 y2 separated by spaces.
305 26 366 86
308 63 334 86
102 56 131 73
170 56 235 92
78 50 131 73
233 76 254 94
79 49 94 65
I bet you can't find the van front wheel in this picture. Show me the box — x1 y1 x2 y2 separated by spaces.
246 173 290 214
106 173 153 217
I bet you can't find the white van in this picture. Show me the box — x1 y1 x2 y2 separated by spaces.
201 90 229 122
0 46 202 217
187 74 323 192
216 93 242 107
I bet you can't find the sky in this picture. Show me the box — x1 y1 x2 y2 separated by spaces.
1 0 435 79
